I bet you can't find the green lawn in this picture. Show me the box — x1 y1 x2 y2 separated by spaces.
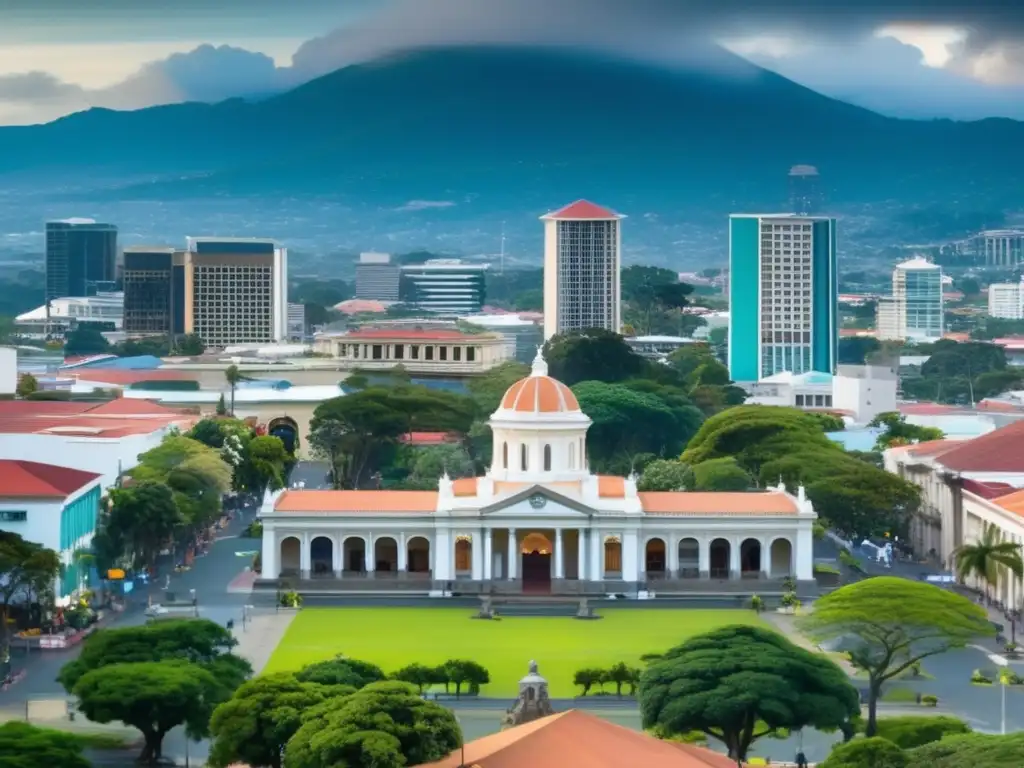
263 607 766 696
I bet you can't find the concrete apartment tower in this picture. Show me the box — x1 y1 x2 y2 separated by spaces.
541 200 623 341
728 214 838 383
876 257 944 341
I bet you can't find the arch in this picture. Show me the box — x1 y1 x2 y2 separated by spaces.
569 442 576 469
604 535 622 575
678 537 699 578
709 538 730 578
454 535 472 573
280 536 300 575
374 536 399 572
769 538 793 578
521 532 552 554
310 536 334 576
502 442 508 469
407 536 431 573
520 443 528 471
645 537 666 576
268 416 299 454
740 538 762 577
342 536 366 573
543 444 552 472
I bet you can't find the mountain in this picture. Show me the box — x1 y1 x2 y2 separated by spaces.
1 46 1022 213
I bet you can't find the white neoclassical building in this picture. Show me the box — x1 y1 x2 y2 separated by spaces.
260 352 817 596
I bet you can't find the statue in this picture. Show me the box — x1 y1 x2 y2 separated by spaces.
500 660 554 729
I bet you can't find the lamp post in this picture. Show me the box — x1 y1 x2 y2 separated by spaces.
988 651 1009 734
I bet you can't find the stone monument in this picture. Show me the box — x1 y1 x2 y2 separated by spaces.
500 660 555 730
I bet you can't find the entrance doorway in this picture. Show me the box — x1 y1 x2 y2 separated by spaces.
520 532 552 593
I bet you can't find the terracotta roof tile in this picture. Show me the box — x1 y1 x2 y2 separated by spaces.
418 710 744 768
597 475 625 498
68 370 192 386
500 375 580 413
84 398 186 416
639 491 798 516
274 490 438 513
344 329 475 341
541 200 621 220
995 489 1024 519
453 477 478 497
0 414 191 437
0 460 100 499
932 421 1024 472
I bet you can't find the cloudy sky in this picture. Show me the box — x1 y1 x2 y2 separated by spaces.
0 0 1022 125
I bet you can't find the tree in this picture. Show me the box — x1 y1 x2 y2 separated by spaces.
175 333 205 356
954 523 1024 605
295 656 386 689
572 667 604 696
639 625 858 761
391 663 437 694
801 578 993 736
620 265 693 335
638 459 694 491
545 328 645 386
216 392 228 416
284 681 461 768
821 737 907 768
870 412 944 450
0 532 61 671
0 722 92 768
63 326 110 356
243 434 290 495
225 365 242 416
208 673 348 768
606 661 632 696
905 731 1024 767
58 618 250 694
959 277 981 298
838 336 882 365
100 482 181 569
189 417 228 449
441 658 489 698
15 373 38 398
691 457 752 491
73 661 224 765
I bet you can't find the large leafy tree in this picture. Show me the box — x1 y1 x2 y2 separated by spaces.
63 325 111 356
295 656 387 689
639 625 858 761
73 661 224 765
869 412 944 450
801 578 993 736
98 482 181 570
544 328 645 386
637 459 694 491
0 532 61 671
0 722 92 768
284 681 461 768
691 457 752 491
58 618 251 693
208 673 350 768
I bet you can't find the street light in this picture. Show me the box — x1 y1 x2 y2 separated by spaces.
987 651 1009 735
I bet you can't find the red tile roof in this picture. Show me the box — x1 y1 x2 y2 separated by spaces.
933 421 1024 473
399 432 461 446
542 200 621 220
962 479 1019 499
68 370 193 386
0 400 195 438
0 460 100 499
899 402 960 416
84 398 184 416
344 329 476 341
419 710 744 768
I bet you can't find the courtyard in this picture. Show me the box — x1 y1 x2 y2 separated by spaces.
262 606 766 696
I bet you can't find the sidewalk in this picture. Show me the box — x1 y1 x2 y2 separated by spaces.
231 610 295 674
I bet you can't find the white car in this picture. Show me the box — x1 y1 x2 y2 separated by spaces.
144 604 170 617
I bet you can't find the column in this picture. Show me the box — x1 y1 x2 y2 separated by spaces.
698 538 710 578
397 533 408 573
760 537 770 579
796 525 814 581
434 530 452 581
638 536 647 579
333 538 342 579
622 530 639 583
300 533 311 579
262 530 277 579
483 529 493 580
577 529 586 580
554 528 564 580
729 538 741 579
590 529 601 581
668 535 679 579
507 528 517 580
471 530 484 581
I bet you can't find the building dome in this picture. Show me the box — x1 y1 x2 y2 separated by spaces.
499 352 580 414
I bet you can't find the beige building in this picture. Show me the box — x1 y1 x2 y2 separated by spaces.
313 328 509 375
963 488 1024 609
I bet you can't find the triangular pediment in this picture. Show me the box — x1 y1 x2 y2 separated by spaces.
479 484 593 517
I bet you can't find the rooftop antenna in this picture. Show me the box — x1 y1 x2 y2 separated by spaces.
500 221 506 275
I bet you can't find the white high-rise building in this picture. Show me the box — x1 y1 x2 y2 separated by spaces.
876 257 944 341
541 200 622 340
988 279 1024 320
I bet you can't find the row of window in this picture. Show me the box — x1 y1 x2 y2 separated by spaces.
500 441 584 472
339 344 478 362
796 394 833 408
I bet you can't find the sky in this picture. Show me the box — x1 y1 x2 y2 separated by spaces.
0 0 1022 125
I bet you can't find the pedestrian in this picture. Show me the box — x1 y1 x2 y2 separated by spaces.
795 749 808 767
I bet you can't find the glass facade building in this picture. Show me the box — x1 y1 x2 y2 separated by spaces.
45 219 118 301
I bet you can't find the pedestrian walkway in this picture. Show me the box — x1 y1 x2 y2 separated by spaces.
231 610 295 673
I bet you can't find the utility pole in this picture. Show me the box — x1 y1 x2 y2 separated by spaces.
500 222 506 275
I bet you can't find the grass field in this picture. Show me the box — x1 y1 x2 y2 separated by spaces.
263 607 765 697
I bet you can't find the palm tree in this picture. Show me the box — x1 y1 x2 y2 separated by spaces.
954 523 1024 637
224 365 241 416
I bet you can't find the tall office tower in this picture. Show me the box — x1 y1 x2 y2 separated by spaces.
184 238 288 347
45 218 118 301
988 278 1024 320
122 247 187 336
355 252 400 300
876 257 944 341
541 200 622 341
728 214 837 382
399 259 488 314
787 165 822 215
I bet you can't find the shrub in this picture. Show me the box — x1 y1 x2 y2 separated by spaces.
814 562 841 575
921 694 938 707
780 591 799 607
750 595 764 612
26 390 72 401
873 716 971 749
252 552 262 573
782 576 797 591
245 521 264 538
279 590 302 608
821 737 907 768
971 669 993 685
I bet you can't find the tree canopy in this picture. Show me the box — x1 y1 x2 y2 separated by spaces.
94 482 181 571
0 532 61 664
545 328 645 387
284 681 462 768
0 722 92 768
294 656 387 689
639 625 859 760
637 459 694 491
690 457 753 491
801 578 993 735
821 737 907 768
904 731 1024 768
869 412 944 450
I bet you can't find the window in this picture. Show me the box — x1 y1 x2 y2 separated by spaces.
425 347 434 361
372 344 383 360
440 347 448 361
0 510 27 522
568 442 575 469
467 347 476 362
453 347 461 362
520 444 528 471
394 345 404 360
502 442 508 469
543 444 552 471
795 394 804 406
411 345 420 360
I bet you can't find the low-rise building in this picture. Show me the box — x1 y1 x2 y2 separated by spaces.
459 313 543 364
15 292 124 339
745 364 897 424
625 336 699 360
988 279 1024 319
0 460 103 601
312 328 509 375
962 487 1024 609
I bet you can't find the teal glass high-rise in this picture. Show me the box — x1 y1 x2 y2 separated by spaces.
728 214 837 383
